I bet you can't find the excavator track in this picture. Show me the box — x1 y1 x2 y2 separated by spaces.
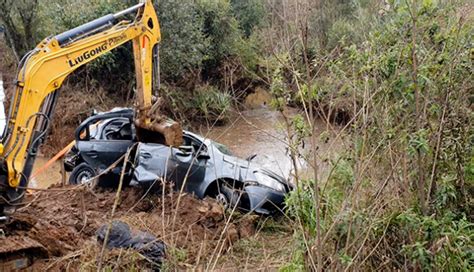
0 236 47 270
0 214 48 270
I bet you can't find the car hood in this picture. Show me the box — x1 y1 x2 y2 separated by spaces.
222 155 251 168
258 167 287 182
221 155 287 184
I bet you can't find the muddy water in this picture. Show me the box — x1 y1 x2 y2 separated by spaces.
32 108 344 188
198 109 298 179
30 156 63 189
199 108 344 180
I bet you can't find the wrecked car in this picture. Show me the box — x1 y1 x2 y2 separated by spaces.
65 108 292 214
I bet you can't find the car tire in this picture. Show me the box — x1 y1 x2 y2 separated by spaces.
216 182 239 209
69 163 96 185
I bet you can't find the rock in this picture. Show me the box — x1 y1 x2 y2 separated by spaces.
207 202 224 221
226 223 239 245
238 215 258 239
244 88 272 109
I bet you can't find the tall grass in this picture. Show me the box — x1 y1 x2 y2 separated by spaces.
265 0 473 270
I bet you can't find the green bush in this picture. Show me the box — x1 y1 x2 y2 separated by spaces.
395 210 474 271
2 0 263 98
156 0 208 81
192 85 232 123
280 1 473 270
161 84 232 124
44 0 135 92
230 0 266 38
197 0 242 79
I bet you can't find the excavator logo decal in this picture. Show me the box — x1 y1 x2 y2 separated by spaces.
68 43 108 67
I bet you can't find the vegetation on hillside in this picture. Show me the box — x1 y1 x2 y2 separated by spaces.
274 0 473 270
0 0 472 270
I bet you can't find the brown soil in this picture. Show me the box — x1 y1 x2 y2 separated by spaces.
1 185 256 270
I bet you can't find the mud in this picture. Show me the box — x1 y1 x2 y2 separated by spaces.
1 185 256 270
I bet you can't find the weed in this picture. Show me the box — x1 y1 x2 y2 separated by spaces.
192 85 232 123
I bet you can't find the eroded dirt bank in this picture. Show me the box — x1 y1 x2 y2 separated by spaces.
2 186 256 270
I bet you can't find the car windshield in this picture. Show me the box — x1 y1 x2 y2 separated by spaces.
213 141 233 155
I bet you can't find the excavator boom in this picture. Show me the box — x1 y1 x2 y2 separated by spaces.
0 0 181 218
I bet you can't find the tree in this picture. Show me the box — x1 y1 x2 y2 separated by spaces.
230 0 266 37
156 0 208 81
0 0 40 60
197 0 242 81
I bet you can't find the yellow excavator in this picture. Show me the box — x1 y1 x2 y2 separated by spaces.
0 0 181 220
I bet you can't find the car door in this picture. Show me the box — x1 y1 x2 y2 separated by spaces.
77 118 134 170
170 135 208 193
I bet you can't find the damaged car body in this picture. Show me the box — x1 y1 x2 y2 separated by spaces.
65 108 292 214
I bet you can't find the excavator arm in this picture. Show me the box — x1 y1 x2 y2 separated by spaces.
0 0 181 216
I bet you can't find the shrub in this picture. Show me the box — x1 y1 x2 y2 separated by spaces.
160 84 232 124
196 0 243 80
156 0 208 81
192 85 232 123
230 0 266 38
280 0 473 270
395 210 474 270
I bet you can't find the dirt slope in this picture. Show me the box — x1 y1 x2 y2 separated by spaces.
1 185 256 270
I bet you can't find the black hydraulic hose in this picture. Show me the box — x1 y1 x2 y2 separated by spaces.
54 2 144 47
27 114 51 156
10 112 47 162
27 90 57 158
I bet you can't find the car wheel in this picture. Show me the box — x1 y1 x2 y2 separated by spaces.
69 163 96 185
216 182 239 209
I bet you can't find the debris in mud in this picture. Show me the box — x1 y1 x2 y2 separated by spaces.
0 185 257 270
96 220 166 267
